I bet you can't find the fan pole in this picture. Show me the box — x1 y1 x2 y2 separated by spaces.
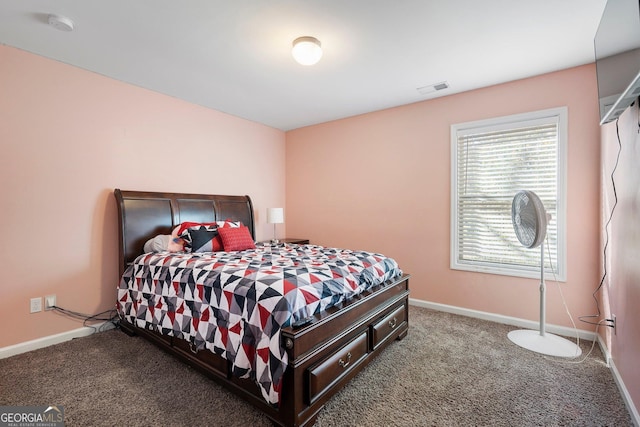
539 243 546 337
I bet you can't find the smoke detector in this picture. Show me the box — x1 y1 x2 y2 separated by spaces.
48 14 75 32
417 81 449 95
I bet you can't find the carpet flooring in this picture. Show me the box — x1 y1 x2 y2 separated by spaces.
0 306 632 426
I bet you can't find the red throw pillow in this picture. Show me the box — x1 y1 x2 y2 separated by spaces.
218 225 256 251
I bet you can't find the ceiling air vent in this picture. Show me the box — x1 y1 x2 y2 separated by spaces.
417 81 449 95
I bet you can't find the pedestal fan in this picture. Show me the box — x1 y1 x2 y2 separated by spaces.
507 190 582 358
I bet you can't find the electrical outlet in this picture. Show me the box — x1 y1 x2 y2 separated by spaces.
45 294 56 311
30 297 42 313
612 314 617 335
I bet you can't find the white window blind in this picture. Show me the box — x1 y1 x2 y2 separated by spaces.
450 108 567 280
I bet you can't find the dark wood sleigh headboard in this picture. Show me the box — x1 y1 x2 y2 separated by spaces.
114 189 255 277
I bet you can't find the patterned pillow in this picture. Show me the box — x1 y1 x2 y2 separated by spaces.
177 221 240 253
218 225 256 251
188 228 224 252
176 221 218 238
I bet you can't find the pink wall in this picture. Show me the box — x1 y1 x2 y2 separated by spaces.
601 103 640 410
0 45 286 348
286 64 601 330
2 41 636 418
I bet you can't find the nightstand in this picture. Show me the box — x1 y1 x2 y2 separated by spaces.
258 239 309 245
280 238 309 244
260 238 309 245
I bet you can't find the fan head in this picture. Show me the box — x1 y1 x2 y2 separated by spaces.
511 190 547 248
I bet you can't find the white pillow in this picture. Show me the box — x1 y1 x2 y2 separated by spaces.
143 235 171 253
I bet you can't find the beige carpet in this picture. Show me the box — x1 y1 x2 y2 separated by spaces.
0 306 632 426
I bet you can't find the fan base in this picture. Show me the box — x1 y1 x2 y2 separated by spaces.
508 329 582 358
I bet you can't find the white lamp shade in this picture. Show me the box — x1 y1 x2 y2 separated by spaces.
267 208 284 224
292 36 322 66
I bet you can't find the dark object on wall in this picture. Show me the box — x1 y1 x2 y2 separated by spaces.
595 0 640 124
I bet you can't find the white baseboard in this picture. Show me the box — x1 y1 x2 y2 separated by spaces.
609 354 640 426
597 334 612 365
0 321 115 359
410 298 638 426
409 298 596 341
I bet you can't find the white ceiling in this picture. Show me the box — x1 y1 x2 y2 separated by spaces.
0 0 607 131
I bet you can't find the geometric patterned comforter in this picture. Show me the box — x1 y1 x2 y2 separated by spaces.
117 243 402 405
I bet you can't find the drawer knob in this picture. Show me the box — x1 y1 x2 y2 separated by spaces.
388 317 397 329
338 352 352 369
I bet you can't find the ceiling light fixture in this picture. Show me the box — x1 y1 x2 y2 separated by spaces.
48 14 75 32
292 36 322 66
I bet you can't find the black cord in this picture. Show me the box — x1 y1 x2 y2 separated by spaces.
51 306 119 333
578 118 622 327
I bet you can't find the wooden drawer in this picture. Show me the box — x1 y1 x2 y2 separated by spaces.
371 303 407 350
306 331 368 405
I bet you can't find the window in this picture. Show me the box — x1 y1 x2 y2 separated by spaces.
450 107 567 280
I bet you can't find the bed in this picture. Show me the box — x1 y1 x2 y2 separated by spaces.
114 189 410 427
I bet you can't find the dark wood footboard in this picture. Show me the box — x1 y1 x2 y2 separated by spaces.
279 273 410 426
119 274 409 427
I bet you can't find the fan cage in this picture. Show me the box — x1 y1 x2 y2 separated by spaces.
512 190 547 249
